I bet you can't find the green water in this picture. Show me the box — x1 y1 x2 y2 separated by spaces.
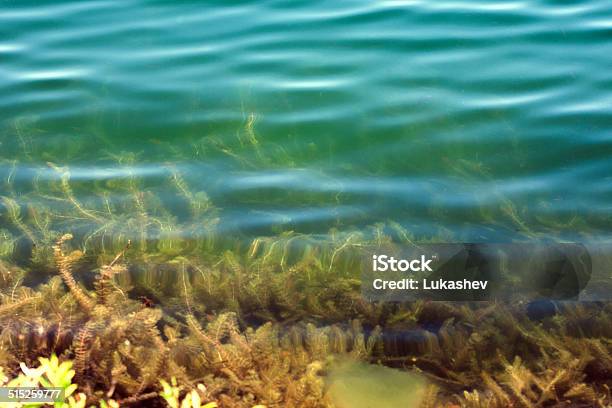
2 0 612 244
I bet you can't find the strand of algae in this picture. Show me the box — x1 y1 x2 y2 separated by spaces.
53 233 94 312
0 196 39 246
47 163 105 224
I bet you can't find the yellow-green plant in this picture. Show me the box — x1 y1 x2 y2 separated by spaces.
0 356 119 408
159 377 217 408
97 400 119 408
0 366 7 386
1 356 78 408
36 355 78 406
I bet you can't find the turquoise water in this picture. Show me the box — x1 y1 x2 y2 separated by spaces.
1 0 612 244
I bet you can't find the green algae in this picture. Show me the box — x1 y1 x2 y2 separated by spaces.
327 361 426 408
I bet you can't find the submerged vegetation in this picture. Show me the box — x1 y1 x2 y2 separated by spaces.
0 219 610 406
0 118 610 407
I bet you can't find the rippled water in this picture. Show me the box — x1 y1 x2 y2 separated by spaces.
1 0 612 243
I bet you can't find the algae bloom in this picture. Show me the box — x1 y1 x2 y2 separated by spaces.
327 361 426 408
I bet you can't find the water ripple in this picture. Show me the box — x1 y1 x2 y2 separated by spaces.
0 0 611 241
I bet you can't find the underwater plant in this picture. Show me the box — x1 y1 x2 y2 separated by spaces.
0 353 118 408
159 377 217 408
0 140 610 406
0 222 610 406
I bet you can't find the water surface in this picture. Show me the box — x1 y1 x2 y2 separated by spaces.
1 0 612 244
